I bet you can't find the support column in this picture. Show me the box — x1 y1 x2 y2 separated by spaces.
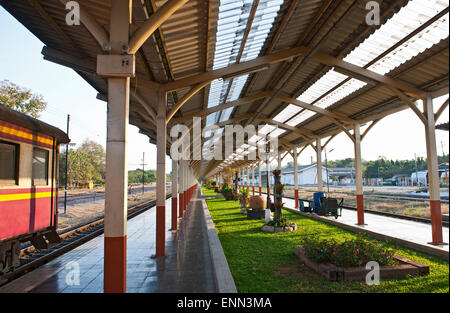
316 139 323 192
246 168 249 190
179 160 184 218
103 0 131 294
252 166 255 195
239 168 242 192
259 161 262 195
294 148 299 209
424 94 444 244
266 158 271 204
154 90 167 258
183 161 187 211
354 124 365 225
171 159 178 231
278 151 282 170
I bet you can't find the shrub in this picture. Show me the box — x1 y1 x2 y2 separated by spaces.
299 234 396 267
266 217 291 227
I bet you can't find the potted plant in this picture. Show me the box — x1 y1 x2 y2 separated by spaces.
238 188 250 213
221 185 235 201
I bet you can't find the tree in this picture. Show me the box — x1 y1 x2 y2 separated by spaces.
58 139 106 186
78 139 106 183
0 80 47 118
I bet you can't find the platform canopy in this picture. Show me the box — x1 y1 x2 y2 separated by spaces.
2 0 449 178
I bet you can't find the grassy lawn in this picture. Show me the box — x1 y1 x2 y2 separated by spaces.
201 187 218 196
206 197 449 293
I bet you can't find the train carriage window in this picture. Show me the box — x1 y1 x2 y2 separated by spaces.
0 141 19 185
32 148 49 186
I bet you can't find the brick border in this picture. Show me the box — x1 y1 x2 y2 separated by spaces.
293 246 429 281
284 207 449 261
201 194 237 293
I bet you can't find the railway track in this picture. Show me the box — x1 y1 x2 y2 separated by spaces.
0 195 170 287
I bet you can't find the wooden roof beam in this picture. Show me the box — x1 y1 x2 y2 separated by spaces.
170 91 274 124
128 0 190 54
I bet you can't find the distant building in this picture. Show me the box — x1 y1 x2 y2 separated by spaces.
255 164 329 186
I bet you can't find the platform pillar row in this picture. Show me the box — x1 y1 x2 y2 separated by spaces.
103 0 132 294
294 147 299 208
316 139 323 192
424 94 443 244
171 159 178 231
179 160 184 218
353 124 365 225
259 161 262 195
252 166 255 196
155 90 167 258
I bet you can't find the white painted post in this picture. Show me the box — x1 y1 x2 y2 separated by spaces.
171 159 178 231
155 90 167 257
424 94 444 243
294 147 299 208
103 0 131 294
316 139 323 192
354 123 365 225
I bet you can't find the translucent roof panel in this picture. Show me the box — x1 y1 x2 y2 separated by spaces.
269 128 286 138
207 0 282 125
286 110 315 127
295 0 449 124
258 124 276 135
273 104 303 123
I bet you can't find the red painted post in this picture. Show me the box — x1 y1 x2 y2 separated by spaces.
179 193 184 218
430 200 443 243
356 194 364 225
156 205 165 256
259 186 262 196
295 189 299 209
171 197 177 231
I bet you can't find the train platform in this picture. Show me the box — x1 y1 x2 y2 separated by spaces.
262 193 449 255
0 189 216 293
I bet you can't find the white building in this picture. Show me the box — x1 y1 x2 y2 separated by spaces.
255 164 329 186
411 171 428 186
281 164 329 186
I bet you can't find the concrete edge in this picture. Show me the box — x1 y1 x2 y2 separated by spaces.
201 197 238 293
284 207 449 262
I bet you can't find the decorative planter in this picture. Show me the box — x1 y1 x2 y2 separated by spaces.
261 223 297 233
293 246 429 281
247 209 265 220
249 196 266 210
224 193 234 201
239 196 249 209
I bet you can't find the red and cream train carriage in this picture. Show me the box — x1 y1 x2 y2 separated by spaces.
0 105 69 275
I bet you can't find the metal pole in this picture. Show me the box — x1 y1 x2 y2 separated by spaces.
414 153 419 186
142 152 145 194
325 149 330 195
64 114 70 214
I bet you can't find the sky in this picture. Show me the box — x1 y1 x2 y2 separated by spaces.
0 6 448 173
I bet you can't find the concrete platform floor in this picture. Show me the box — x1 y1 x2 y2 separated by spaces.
0 188 217 293
262 192 449 252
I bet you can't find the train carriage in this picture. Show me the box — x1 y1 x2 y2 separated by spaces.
0 105 69 275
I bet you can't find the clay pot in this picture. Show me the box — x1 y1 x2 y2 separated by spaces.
249 196 266 211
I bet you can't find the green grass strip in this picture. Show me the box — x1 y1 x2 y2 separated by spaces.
206 197 449 293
